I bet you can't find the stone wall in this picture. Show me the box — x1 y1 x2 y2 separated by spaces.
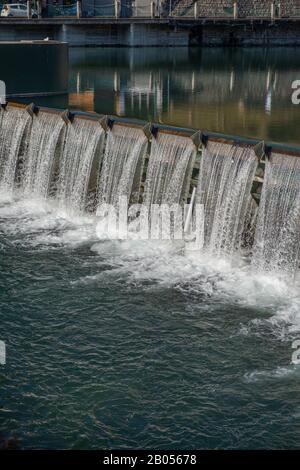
198 1 233 17
280 0 300 17
170 0 233 17
195 19 300 45
170 0 299 19
198 0 233 16
237 1 273 18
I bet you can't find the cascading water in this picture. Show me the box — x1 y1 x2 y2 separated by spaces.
57 118 105 212
143 133 196 206
2 101 300 450
1 103 300 278
21 111 65 198
252 152 300 276
0 106 30 194
196 141 258 257
97 124 147 208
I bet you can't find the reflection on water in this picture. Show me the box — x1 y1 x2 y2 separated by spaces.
34 47 300 145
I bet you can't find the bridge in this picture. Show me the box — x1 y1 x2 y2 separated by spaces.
0 1 299 47
1 0 299 21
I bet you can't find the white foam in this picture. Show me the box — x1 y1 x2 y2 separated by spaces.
244 365 300 383
1 195 300 337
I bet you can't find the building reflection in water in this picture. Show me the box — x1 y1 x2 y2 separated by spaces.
68 47 300 144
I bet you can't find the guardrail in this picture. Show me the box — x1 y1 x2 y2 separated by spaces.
3 1 300 20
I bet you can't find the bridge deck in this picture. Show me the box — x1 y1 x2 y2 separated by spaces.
0 17 299 26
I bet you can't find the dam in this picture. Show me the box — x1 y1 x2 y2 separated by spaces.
1 101 300 277
1 1 300 452
1 96 300 450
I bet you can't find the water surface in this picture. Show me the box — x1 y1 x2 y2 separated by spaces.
1 46 300 449
0 194 300 449
32 46 300 145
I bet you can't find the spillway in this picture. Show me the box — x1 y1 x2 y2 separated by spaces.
0 102 300 277
0 106 30 194
97 123 147 208
21 111 65 198
196 141 258 257
57 117 105 212
143 132 196 206
252 152 300 276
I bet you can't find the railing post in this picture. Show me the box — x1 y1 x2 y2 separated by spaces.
278 3 281 18
194 1 198 19
150 1 155 19
76 0 82 19
271 1 276 20
37 0 42 18
115 0 120 18
27 0 32 19
233 2 238 19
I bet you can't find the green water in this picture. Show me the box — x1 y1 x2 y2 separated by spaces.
1 47 300 450
0 195 300 449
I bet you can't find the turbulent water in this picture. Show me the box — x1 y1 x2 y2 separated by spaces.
57 117 105 212
253 153 300 276
1 194 300 449
22 112 65 199
143 133 196 206
0 107 30 194
97 124 147 207
0 106 300 449
196 141 258 257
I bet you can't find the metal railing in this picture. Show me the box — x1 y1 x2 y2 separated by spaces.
47 2 77 18
2 1 300 20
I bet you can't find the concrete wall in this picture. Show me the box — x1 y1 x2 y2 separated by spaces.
195 20 300 46
0 19 300 46
0 41 68 96
58 23 189 46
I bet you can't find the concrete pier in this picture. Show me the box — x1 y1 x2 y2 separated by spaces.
0 18 300 46
0 41 68 97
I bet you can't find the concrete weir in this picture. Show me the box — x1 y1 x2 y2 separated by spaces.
2 101 300 208
1 18 300 47
0 41 68 97
2 101 300 267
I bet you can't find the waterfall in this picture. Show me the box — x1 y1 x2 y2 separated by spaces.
0 107 30 194
143 133 196 206
97 124 147 208
252 153 300 276
1 103 300 279
196 141 258 257
57 118 105 212
22 111 65 198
